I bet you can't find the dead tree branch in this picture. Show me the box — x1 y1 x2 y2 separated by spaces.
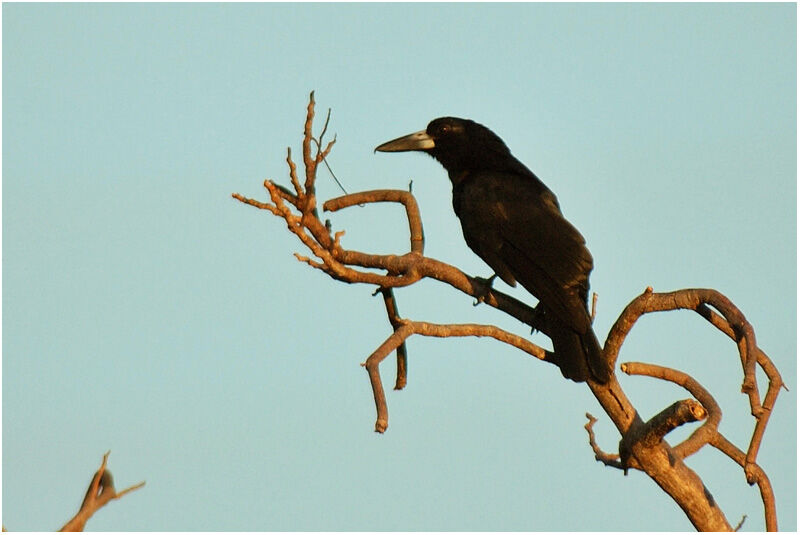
362 318 547 432
380 287 409 390
232 93 784 531
584 413 624 470
59 452 144 532
620 362 719 458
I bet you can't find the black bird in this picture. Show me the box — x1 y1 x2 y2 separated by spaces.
375 117 610 383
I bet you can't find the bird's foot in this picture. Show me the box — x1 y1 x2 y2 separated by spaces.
472 274 498 306
530 303 548 334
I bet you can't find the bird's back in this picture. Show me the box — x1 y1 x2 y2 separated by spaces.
452 168 593 335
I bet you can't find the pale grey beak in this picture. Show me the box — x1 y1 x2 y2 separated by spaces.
374 130 435 153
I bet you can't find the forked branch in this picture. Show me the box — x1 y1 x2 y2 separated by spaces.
59 452 144 532
362 318 547 432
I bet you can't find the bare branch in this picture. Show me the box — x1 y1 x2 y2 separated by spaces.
710 433 778 531
584 413 624 470
59 452 144 532
317 106 331 151
324 190 425 255
318 136 337 164
231 192 281 216
605 287 783 496
302 91 317 197
287 147 303 199
642 399 706 447
380 287 409 390
620 362 719 459
236 186 546 334
363 319 547 433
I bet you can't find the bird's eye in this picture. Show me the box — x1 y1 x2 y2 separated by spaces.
439 124 451 134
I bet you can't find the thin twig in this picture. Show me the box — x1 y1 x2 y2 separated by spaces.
312 137 348 195
380 287 408 390
584 413 625 469
287 147 303 199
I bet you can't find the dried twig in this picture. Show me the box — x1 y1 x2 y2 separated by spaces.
379 288 409 390
584 413 624 470
59 452 144 532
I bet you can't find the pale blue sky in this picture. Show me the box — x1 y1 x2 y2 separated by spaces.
3 3 796 531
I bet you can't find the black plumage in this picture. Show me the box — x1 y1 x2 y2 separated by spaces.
376 117 610 383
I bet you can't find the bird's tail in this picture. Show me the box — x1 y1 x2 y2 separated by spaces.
582 328 611 383
550 320 611 384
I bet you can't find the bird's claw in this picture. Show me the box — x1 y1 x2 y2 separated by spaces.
530 303 547 334
472 274 498 306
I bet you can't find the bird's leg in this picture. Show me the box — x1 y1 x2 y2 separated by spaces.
472 274 498 306
530 302 548 334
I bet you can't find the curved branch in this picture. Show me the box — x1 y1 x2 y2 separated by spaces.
620 362 719 459
363 319 547 433
584 413 624 470
605 287 782 488
324 190 424 255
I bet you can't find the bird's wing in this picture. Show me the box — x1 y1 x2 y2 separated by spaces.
457 171 594 333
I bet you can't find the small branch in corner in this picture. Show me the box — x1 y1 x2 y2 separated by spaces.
59 451 144 532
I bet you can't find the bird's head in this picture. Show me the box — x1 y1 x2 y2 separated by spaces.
375 117 513 174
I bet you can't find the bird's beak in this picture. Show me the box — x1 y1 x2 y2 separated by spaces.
374 130 435 153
